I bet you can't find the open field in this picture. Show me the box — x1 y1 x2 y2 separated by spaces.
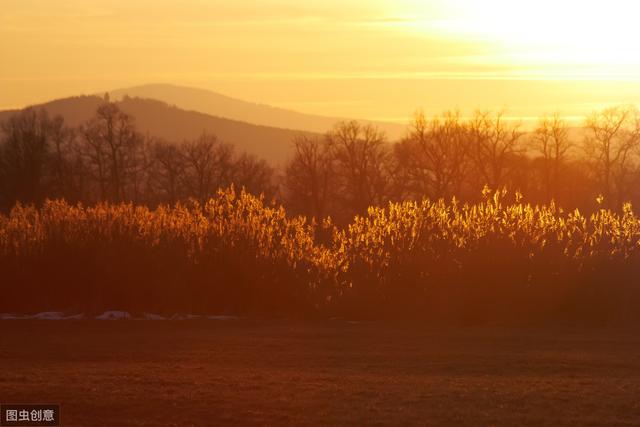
1 320 640 426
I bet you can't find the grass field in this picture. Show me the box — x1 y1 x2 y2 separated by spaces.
1 320 640 426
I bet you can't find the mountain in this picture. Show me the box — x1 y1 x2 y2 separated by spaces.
108 83 407 140
0 96 319 164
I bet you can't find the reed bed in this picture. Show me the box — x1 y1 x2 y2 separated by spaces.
1 187 639 322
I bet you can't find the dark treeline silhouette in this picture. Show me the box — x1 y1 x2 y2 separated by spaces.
0 98 275 211
286 108 640 222
2 100 640 218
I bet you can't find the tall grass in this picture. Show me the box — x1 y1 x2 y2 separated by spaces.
334 189 640 321
1 187 639 323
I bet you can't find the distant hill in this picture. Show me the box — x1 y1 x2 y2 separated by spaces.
108 83 407 140
0 96 320 164
0 96 104 128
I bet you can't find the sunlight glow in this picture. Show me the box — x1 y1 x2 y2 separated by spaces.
399 0 640 78
3 0 640 118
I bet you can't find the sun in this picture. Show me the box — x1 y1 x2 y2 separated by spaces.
398 0 640 78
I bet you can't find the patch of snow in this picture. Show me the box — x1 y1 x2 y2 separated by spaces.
64 313 85 320
1 312 84 320
142 312 166 320
31 312 67 320
95 310 132 320
170 314 202 320
0 313 29 320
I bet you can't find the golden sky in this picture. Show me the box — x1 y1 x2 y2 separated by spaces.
2 0 640 123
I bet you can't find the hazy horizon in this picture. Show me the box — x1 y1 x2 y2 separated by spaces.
3 0 640 124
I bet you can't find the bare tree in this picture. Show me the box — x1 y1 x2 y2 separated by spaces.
284 135 334 219
148 140 186 204
182 132 234 203
468 110 523 191
47 115 86 201
328 121 391 217
584 105 640 207
232 153 275 198
532 113 573 201
395 110 470 200
0 108 52 207
80 102 143 202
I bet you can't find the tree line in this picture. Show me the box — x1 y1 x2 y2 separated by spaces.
285 108 640 221
2 98 640 218
0 99 275 211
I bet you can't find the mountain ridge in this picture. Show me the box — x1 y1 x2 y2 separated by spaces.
0 95 321 165
108 83 407 140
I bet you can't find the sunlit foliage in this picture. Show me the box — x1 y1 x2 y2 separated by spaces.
1 187 639 322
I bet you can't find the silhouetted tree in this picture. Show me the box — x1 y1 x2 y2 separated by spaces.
328 121 391 218
182 132 234 203
47 116 87 202
233 153 276 199
148 140 186 204
395 110 470 200
0 108 53 208
532 113 573 201
284 135 335 219
80 102 143 202
584 106 640 207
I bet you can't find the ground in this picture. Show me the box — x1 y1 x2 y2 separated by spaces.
1 320 640 426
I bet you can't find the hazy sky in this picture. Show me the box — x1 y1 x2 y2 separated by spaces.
3 0 640 123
